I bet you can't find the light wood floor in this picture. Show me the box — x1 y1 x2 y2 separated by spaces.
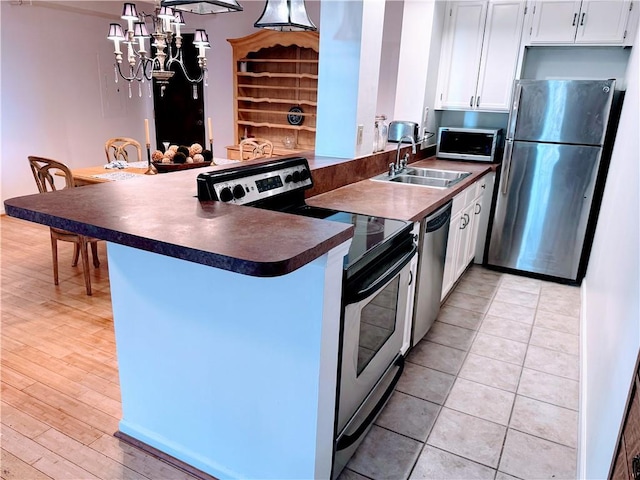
1 215 200 480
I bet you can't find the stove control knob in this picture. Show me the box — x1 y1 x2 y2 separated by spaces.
285 174 293 183
292 171 301 183
219 187 233 202
300 169 310 181
232 184 246 199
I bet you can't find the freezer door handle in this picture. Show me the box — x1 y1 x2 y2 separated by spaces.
506 83 522 139
501 139 514 195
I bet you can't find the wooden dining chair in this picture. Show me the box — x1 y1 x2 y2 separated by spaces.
28 156 101 296
105 137 143 163
239 138 274 161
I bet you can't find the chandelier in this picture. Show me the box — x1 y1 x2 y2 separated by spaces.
107 1 241 98
254 0 316 31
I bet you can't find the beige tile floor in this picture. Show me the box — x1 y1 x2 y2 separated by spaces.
339 265 580 480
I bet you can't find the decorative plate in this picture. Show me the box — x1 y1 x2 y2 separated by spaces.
287 106 304 126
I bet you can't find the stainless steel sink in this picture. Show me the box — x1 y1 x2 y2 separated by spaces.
370 168 472 189
389 175 452 188
404 167 471 182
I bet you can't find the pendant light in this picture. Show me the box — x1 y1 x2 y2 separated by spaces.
161 0 243 15
254 0 317 32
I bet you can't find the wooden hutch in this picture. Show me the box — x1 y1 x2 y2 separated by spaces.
226 30 319 160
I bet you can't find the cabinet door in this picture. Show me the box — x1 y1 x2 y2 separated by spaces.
474 172 496 264
441 210 463 300
528 0 582 43
475 1 526 111
575 0 632 44
436 1 487 109
457 202 475 277
467 193 484 265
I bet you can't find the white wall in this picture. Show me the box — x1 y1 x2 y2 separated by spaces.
580 24 640 479
0 1 150 210
315 1 363 158
393 0 444 145
355 1 386 157
377 4 403 120
0 0 321 212
521 46 631 87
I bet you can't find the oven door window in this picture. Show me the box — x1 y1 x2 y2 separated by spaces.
357 276 399 375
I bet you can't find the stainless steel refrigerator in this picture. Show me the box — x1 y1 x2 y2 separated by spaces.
487 79 618 283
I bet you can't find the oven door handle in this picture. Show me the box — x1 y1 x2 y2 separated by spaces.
348 245 417 303
336 355 405 451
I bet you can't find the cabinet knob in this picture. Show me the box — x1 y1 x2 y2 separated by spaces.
572 12 578 26
580 12 586 26
475 203 481 215
470 96 474 107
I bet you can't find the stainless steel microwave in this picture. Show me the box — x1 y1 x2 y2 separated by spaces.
436 127 503 163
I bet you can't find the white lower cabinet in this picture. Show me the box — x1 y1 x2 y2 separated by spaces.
441 177 488 300
457 201 476 280
474 172 496 264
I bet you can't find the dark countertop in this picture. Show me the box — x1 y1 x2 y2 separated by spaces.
4 166 353 278
4 151 495 277
307 158 496 222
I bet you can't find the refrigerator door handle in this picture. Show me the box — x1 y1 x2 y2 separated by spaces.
506 83 523 139
501 139 514 195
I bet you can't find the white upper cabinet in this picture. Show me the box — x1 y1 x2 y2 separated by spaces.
527 0 636 45
436 1 526 112
436 2 487 110
476 1 528 110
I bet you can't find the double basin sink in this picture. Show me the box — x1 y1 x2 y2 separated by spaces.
371 166 471 189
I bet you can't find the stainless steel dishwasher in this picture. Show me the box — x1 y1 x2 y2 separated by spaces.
412 200 452 346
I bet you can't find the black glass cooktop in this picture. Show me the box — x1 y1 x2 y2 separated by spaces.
290 205 413 274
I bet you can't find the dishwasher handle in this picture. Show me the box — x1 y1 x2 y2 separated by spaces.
425 201 452 233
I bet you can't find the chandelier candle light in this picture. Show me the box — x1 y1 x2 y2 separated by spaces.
107 1 214 98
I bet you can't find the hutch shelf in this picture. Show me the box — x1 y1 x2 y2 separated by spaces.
226 30 319 159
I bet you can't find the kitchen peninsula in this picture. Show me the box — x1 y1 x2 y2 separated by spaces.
4 151 492 479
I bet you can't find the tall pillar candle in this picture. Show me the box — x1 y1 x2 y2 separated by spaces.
207 117 213 143
144 119 150 146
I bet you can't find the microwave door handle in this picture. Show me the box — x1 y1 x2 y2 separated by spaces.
501 139 514 195
506 82 522 139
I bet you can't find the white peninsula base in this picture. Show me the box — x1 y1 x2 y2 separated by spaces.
106 240 351 479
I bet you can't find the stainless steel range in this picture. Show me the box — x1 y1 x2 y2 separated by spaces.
197 157 417 478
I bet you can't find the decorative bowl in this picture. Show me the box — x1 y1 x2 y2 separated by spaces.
152 161 212 173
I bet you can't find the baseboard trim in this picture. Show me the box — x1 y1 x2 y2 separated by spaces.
114 431 219 480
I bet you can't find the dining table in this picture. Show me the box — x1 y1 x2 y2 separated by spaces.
68 158 240 186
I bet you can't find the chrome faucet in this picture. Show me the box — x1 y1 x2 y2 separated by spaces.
394 135 417 174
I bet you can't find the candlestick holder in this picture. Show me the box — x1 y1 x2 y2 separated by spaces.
209 140 213 153
145 144 157 175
